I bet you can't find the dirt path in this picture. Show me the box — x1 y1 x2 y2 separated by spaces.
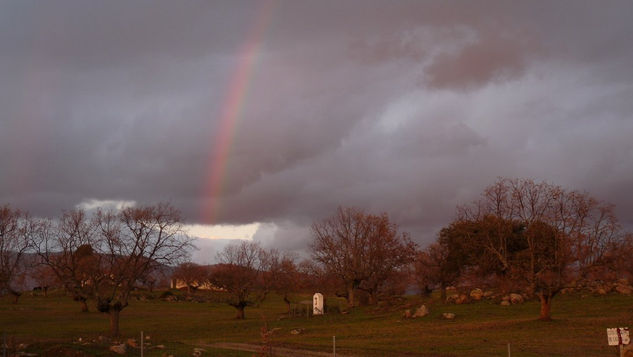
207 342 352 357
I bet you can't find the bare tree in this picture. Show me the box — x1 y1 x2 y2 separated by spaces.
34 210 100 312
93 203 192 337
310 207 415 306
0 205 35 303
29 264 58 297
267 251 301 312
415 242 458 301
209 240 269 319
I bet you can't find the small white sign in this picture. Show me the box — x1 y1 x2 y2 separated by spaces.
607 327 630 346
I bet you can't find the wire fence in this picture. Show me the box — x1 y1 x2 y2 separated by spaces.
0 331 209 357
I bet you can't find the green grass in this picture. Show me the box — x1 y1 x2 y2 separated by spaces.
1 290 632 356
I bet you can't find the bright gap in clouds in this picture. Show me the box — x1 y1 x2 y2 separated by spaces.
75 199 258 241
76 199 137 211
185 223 259 240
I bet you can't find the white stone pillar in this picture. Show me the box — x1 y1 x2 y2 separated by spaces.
313 293 324 315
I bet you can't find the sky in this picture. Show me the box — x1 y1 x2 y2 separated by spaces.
1 0 632 263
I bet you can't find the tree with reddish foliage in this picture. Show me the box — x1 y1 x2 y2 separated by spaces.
0 205 36 304
94 203 192 336
209 240 270 319
451 178 623 320
34 210 101 312
267 251 301 312
310 207 416 306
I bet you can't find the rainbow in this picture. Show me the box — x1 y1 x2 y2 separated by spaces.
201 0 276 223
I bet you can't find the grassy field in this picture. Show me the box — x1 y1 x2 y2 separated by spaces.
1 290 632 356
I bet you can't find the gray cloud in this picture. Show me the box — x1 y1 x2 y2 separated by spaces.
1 1 632 258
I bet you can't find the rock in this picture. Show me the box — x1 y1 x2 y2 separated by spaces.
618 278 630 285
455 294 469 305
500 300 511 306
596 287 608 295
402 309 412 318
442 312 455 319
110 343 127 355
412 305 429 318
501 295 510 302
483 291 494 298
193 347 206 356
290 328 304 335
509 293 524 304
127 338 138 348
470 289 484 301
616 284 633 295
445 294 459 304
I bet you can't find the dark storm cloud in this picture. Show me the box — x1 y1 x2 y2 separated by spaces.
1 0 633 257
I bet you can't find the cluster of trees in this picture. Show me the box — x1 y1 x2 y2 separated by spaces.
2 177 631 332
171 241 304 319
415 178 631 320
0 203 193 336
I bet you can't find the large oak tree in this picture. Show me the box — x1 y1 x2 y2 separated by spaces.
310 207 416 306
450 178 622 320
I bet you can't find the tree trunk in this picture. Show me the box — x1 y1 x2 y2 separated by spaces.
283 295 291 313
109 309 121 337
10 290 21 304
235 305 245 319
79 298 89 313
347 287 356 307
538 293 552 321
368 291 377 305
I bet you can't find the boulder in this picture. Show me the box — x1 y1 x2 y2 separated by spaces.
618 278 630 285
442 312 455 319
470 289 484 301
110 343 127 355
483 291 494 299
412 305 429 318
500 300 511 306
193 347 206 357
509 293 524 304
616 284 633 295
455 294 469 305
445 294 459 304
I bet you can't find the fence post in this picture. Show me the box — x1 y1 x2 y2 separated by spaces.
333 335 336 357
507 342 511 357
3 332 6 357
140 331 144 357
